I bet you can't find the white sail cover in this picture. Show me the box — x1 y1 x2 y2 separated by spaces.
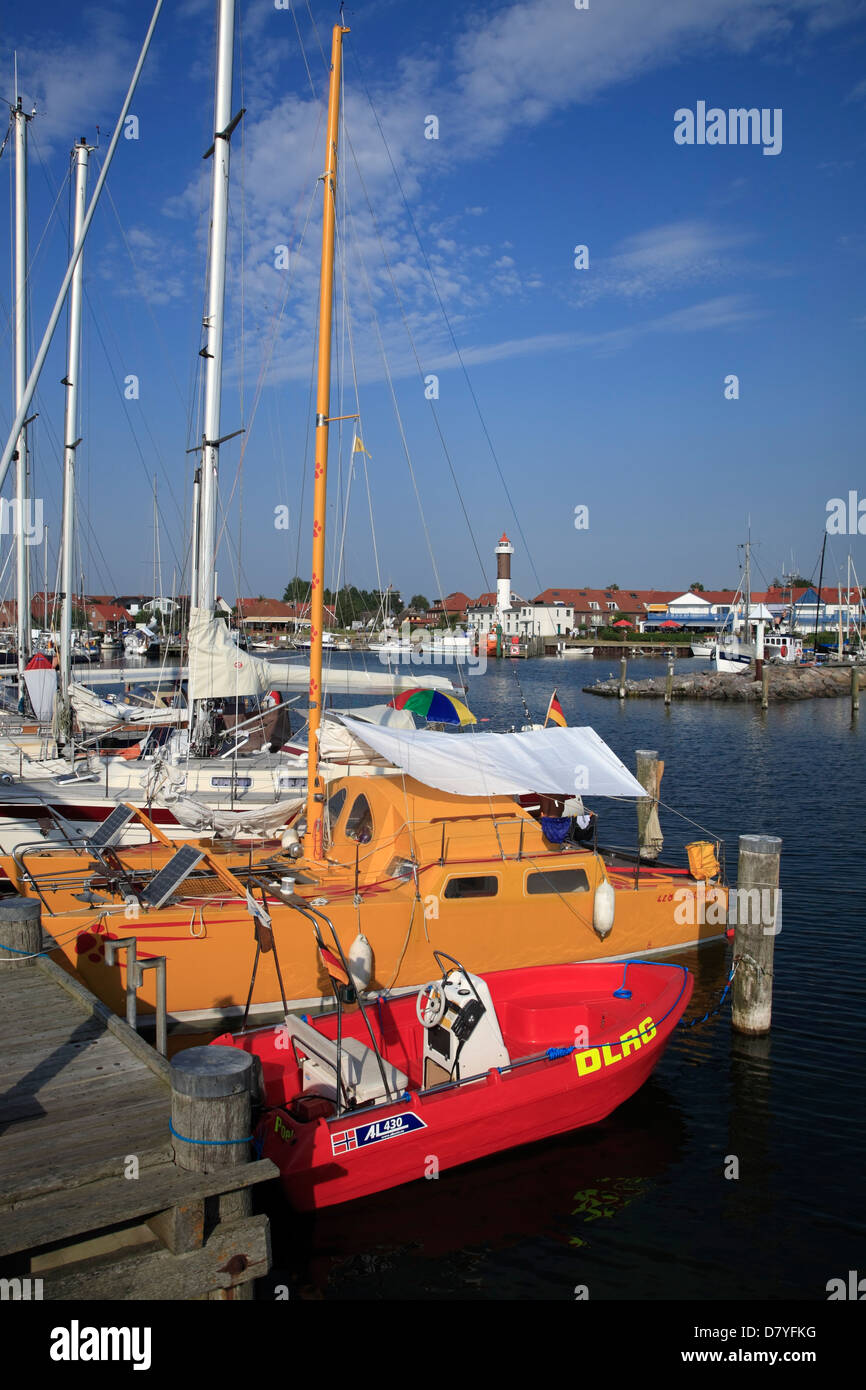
70 682 185 734
339 719 647 798
187 608 457 701
166 794 303 838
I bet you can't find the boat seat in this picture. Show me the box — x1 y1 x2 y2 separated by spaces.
286 1015 408 1108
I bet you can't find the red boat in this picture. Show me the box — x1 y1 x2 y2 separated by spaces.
214 919 693 1211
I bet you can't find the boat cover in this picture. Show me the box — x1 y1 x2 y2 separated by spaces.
70 682 186 733
338 719 647 798
187 608 457 701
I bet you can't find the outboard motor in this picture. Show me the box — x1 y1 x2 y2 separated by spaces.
417 952 510 1089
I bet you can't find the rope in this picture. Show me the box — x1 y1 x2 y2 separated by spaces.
169 1120 252 1145
680 957 741 1028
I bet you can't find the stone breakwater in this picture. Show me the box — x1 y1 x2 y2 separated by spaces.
585 665 864 702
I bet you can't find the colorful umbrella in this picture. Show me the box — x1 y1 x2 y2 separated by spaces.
612 619 632 628
659 620 682 629
389 688 477 726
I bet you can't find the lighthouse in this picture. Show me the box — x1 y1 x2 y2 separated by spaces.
495 533 514 615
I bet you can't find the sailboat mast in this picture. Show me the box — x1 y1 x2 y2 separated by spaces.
306 22 349 859
197 0 235 614
12 91 33 699
60 137 91 703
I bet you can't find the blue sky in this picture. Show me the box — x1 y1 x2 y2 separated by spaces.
1 0 864 608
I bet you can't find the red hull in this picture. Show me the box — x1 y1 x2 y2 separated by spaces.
216 960 693 1211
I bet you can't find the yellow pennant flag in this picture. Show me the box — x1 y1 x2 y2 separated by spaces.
352 433 370 456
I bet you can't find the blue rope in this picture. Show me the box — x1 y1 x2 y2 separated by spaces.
0 941 52 959
680 959 738 1028
169 1120 253 1145
546 1045 575 1060
612 962 632 999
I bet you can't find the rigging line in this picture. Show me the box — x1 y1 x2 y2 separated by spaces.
210 173 321 564
97 175 190 418
341 179 472 693
81 286 186 575
342 124 490 596
334 118 384 609
350 46 542 594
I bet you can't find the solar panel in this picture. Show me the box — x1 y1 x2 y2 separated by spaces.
89 804 137 850
139 845 204 908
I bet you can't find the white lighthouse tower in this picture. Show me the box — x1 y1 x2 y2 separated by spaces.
495 532 514 616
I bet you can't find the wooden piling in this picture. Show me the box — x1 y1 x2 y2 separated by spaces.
761 666 769 710
664 660 674 706
0 895 42 970
852 666 860 714
635 750 663 861
618 656 627 699
731 834 781 1036
170 1046 256 1174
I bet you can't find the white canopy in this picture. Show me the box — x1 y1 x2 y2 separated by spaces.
339 719 646 798
187 608 457 701
317 705 415 764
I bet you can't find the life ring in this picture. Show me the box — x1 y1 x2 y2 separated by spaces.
263 689 282 708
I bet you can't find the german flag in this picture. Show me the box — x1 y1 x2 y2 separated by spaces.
319 944 350 987
544 690 567 728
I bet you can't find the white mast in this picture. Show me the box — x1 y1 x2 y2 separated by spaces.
60 137 91 704
12 84 33 700
196 0 236 614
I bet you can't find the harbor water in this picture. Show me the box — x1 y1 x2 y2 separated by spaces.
260 653 865 1300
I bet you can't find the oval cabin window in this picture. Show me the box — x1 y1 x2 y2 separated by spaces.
345 794 373 843
443 875 499 900
525 868 590 895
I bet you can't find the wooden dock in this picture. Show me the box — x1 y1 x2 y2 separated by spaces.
0 905 277 1300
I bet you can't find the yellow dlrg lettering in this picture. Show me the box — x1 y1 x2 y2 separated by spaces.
601 1044 623 1066
618 1027 642 1057
639 1016 657 1042
575 1047 602 1076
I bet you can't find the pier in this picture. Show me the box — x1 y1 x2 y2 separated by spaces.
0 899 276 1300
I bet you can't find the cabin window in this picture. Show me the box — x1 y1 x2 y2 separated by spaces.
525 868 590 896
345 794 373 843
324 787 347 835
443 875 499 900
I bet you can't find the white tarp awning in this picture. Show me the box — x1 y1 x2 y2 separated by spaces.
187 608 457 701
339 718 646 798
317 704 415 764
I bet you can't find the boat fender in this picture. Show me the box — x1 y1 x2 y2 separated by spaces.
263 689 282 708
593 878 615 939
348 932 373 991
281 825 299 851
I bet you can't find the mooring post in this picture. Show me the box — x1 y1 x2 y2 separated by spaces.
170 1046 259 1299
0 895 42 970
761 666 769 710
618 655 627 699
635 750 663 860
852 666 859 714
170 1045 255 1174
664 658 674 706
731 834 781 1036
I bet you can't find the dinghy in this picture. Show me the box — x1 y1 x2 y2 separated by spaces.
214 916 693 1210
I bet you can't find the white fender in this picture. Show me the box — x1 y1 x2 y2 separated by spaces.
348 932 373 991
593 878 615 939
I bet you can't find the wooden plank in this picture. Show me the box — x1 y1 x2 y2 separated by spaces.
40 1214 271 1300
0 1159 276 1256
0 1064 165 1126
34 956 171 1081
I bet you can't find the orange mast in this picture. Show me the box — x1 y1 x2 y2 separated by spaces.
306 22 349 860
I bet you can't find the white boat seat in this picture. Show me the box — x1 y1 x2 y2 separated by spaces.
286 1015 409 1107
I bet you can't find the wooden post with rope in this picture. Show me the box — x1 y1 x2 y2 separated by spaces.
731 834 781 1036
635 751 663 861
